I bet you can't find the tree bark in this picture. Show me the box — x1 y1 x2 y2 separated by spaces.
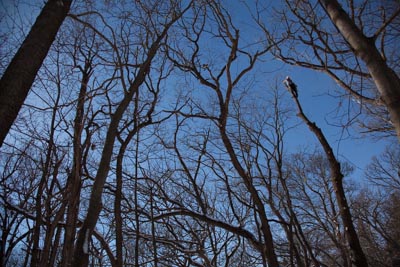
0 0 72 147
318 0 400 140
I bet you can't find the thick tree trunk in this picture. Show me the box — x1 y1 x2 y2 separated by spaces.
0 0 72 147
319 0 400 140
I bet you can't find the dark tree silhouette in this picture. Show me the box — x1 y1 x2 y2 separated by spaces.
288 86 369 267
318 0 400 140
0 0 72 147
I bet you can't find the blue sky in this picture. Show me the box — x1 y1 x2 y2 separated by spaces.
282 67 390 181
1 0 393 183
223 0 394 183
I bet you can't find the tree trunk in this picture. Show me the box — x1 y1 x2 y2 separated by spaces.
319 0 400 140
291 91 368 267
30 78 62 267
71 7 189 264
72 35 164 267
115 155 123 267
72 58 149 267
0 0 72 147
219 127 280 267
61 59 91 267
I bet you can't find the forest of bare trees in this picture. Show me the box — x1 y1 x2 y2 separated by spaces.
0 0 399 267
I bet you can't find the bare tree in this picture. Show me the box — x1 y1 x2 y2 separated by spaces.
112 54 171 267
165 1 279 265
318 0 400 139
0 0 72 147
60 23 98 267
1 143 36 267
352 144 400 266
70 2 193 265
256 0 400 138
287 83 368 266
239 88 323 267
365 144 400 192
289 150 357 267
1 1 398 267
353 188 400 267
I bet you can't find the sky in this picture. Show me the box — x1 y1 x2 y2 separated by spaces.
0 0 395 184
284 67 390 181
224 0 394 183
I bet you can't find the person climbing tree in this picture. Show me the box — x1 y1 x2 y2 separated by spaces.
283 76 298 98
